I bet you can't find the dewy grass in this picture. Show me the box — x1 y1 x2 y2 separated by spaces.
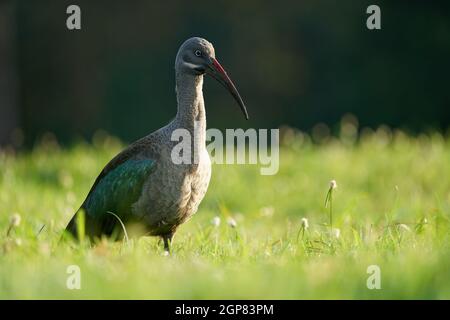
75 209 85 243
0 130 449 299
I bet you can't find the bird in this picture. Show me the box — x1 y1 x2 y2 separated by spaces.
64 37 249 252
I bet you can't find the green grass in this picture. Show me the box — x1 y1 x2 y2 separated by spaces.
0 128 449 299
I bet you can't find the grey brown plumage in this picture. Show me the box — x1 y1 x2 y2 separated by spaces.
65 37 248 251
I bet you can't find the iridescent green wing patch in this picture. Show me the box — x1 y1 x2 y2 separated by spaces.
84 159 155 220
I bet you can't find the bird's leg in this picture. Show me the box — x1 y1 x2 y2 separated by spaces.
162 233 174 255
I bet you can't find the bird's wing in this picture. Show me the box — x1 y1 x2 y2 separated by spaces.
65 139 156 239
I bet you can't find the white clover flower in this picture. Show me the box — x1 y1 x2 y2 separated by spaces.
10 213 21 227
227 217 237 228
7 213 22 236
300 218 309 230
330 180 337 190
398 224 411 232
211 216 221 227
332 228 340 239
260 206 274 217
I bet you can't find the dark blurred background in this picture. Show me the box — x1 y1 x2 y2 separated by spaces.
0 0 449 146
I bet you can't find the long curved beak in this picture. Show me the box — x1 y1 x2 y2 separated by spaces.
206 58 249 120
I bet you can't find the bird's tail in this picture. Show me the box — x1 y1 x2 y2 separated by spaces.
65 215 78 238
62 208 122 243
58 215 78 244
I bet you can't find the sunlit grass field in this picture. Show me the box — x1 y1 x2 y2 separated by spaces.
1 126 449 299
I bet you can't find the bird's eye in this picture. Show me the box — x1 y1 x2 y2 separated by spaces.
195 50 202 57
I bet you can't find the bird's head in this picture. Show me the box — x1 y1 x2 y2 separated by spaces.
175 37 249 120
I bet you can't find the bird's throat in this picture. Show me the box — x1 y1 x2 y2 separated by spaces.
174 73 207 152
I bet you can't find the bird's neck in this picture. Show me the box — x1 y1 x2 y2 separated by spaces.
174 72 207 146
